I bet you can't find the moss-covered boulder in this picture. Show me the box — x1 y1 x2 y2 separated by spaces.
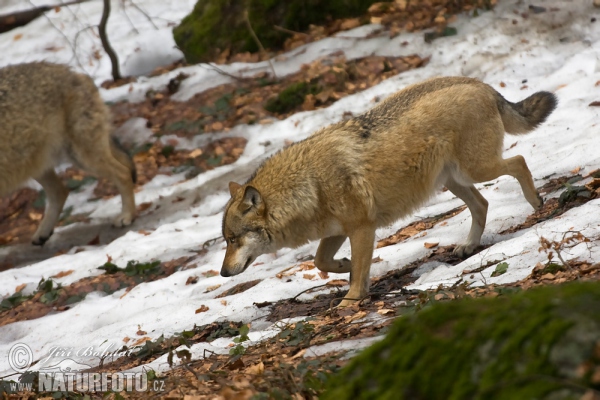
173 0 382 64
323 281 600 400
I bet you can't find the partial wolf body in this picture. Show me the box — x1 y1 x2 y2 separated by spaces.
221 77 557 306
0 62 137 245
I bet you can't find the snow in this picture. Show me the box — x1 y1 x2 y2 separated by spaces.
1 0 600 377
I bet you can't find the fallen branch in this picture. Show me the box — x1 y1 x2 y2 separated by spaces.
0 0 90 33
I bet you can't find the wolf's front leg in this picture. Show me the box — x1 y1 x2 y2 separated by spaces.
314 236 352 273
339 226 376 307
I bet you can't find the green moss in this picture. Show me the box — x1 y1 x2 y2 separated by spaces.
264 81 320 114
173 0 383 64
323 281 600 400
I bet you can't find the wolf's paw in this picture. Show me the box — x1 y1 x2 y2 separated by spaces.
453 243 477 258
338 298 358 308
32 230 53 246
112 212 135 228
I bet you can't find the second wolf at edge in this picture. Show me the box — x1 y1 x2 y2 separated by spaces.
0 62 137 245
221 76 557 307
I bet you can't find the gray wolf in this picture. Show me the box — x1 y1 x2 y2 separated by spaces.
221 76 557 306
0 62 136 245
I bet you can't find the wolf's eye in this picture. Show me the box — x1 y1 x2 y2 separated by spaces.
228 237 236 244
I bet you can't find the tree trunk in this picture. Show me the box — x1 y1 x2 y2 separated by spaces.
99 0 122 81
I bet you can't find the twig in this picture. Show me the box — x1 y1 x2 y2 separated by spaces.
273 24 309 37
243 10 277 80
26 0 86 71
128 0 159 29
72 24 97 60
118 0 139 34
291 283 331 302
198 63 246 82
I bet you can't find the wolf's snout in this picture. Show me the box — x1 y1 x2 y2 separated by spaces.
220 269 231 277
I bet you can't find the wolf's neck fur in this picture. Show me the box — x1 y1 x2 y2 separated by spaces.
248 132 350 248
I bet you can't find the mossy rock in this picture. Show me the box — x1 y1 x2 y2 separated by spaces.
323 281 600 400
173 0 382 64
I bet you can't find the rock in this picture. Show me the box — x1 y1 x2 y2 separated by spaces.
323 281 600 400
172 0 379 64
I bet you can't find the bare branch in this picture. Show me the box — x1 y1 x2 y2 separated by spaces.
118 0 139 34
26 0 86 71
243 10 277 80
128 0 159 30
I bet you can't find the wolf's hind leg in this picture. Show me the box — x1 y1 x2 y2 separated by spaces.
72 139 136 227
468 155 542 210
315 236 352 273
445 177 488 258
502 155 543 210
32 169 69 245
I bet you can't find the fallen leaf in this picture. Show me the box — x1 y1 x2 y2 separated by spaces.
303 274 315 280
326 279 349 286
589 101 600 107
195 305 209 314
424 242 439 249
13 34 23 41
51 270 74 279
28 211 42 221
202 270 219 277
131 337 151 346
245 361 265 375
123 337 130 343
205 284 221 293
137 202 153 213
571 166 581 174
186 276 199 285
372 256 383 263
377 308 395 315
491 262 509 277
119 287 132 299
318 271 329 279
15 283 26 293
136 329 147 336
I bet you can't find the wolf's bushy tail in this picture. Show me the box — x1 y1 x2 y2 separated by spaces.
497 91 557 135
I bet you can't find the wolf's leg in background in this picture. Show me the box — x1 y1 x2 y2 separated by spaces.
445 177 488 258
72 137 136 227
32 169 69 245
470 155 542 210
315 235 352 273
110 137 137 184
339 226 376 307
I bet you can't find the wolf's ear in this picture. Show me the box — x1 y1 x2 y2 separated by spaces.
241 186 263 212
229 181 242 197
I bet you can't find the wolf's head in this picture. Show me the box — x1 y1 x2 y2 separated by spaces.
221 182 274 277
